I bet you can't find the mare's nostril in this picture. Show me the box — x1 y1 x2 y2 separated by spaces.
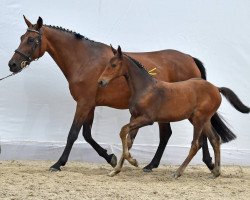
8 61 16 68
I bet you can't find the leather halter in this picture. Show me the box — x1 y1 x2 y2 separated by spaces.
14 28 42 67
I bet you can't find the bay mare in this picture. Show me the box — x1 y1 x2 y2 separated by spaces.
8 16 229 172
98 46 249 177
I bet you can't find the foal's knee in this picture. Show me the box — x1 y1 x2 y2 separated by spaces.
191 140 202 151
119 125 130 139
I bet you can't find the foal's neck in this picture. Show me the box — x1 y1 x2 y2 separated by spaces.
124 57 155 96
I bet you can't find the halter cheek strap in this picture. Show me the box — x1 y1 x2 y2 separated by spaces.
14 28 42 67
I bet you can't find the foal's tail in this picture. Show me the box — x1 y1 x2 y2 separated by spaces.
211 87 250 143
219 87 250 114
192 58 248 143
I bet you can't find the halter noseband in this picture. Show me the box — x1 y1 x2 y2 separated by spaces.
14 28 42 68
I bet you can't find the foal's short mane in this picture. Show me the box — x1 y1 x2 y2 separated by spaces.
44 25 95 42
125 54 151 77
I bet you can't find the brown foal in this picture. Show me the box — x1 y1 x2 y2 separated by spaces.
98 46 250 177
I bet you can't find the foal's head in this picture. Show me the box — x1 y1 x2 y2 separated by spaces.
98 45 125 87
8 16 46 73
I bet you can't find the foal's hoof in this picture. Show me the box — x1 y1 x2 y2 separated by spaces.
109 154 117 168
129 159 138 167
108 170 120 177
172 172 181 179
211 168 221 177
133 159 139 167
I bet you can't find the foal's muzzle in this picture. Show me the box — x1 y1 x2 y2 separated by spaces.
98 79 108 88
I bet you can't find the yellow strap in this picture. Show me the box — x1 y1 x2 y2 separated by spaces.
148 67 157 76
148 67 157 73
149 72 157 76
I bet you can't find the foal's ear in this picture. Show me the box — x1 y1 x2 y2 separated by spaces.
35 16 43 30
117 45 123 58
23 15 32 28
110 44 117 55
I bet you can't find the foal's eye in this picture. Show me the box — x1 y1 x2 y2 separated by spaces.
27 37 34 44
111 64 116 68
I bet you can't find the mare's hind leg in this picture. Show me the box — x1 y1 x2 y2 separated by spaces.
143 122 172 172
202 136 215 171
174 125 203 178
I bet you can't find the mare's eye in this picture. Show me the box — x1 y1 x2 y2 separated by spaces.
111 64 116 68
27 37 34 44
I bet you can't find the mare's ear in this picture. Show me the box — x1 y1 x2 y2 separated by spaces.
34 16 43 30
110 44 117 55
23 15 32 28
117 45 123 58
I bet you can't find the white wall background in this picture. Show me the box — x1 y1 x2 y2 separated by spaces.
0 0 250 165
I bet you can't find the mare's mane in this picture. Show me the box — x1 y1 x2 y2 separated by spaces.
44 25 95 42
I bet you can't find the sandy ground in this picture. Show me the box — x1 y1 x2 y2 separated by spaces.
0 161 250 200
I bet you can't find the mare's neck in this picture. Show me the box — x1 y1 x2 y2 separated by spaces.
43 26 97 82
124 57 155 96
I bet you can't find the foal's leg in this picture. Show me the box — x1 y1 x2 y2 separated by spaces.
143 122 172 172
82 108 117 167
109 116 152 177
174 125 203 178
50 101 93 171
204 125 221 177
109 124 130 177
109 129 138 176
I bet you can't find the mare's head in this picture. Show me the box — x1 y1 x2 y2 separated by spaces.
98 45 125 87
8 16 46 73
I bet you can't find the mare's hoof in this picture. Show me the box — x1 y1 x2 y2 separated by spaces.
49 167 61 172
108 170 120 177
49 163 61 172
143 164 158 172
110 154 117 168
143 167 153 173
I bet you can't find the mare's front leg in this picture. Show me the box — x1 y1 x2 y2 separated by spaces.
50 101 93 171
143 122 172 172
82 108 117 167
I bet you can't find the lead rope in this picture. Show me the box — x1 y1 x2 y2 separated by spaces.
0 73 16 81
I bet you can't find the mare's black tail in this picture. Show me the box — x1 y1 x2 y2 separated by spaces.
193 57 207 80
210 113 236 143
